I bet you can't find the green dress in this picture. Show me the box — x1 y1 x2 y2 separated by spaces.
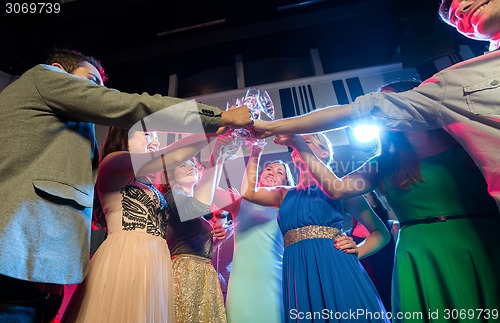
385 146 500 322
226 199 284 323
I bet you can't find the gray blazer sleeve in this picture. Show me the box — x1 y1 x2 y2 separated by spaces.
32 64 223 133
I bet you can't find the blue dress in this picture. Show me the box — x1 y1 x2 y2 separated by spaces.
278 185 389 322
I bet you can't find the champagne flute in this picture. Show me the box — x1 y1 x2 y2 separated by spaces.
258 90 275 120
251 138 267 147
223 97 245 158
226 97 244 110
233 87 260 139
244 87 261 120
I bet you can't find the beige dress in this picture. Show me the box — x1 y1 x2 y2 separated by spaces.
63 179 176 323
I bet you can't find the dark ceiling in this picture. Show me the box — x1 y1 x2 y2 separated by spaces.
0 0 487 97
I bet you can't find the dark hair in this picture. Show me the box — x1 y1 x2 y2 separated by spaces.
92 127 130 231
378 129 458 192
377 80 458 192
377 80 423 191
377 130 423 192
366 191 390 223
378 80 421 93
352 190 392 231
156 157 204 195
45 48 108 82
100 127 129 162
438 0 453 25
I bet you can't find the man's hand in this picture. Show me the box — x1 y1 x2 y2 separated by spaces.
221 106 252 129
251 119 275 139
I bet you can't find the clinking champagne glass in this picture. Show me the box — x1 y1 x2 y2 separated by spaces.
249 89 275 147
223 96 245 159
224 87 276 149
233 87 260 139
226 97 243 111
258 90 275 120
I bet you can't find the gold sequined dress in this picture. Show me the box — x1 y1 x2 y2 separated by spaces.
63 179 176 323
165 189 227 323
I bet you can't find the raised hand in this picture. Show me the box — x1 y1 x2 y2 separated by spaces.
251 120 275 139
221 106 253 129
211 223 227 241
245 137 267 148
273 134 302 147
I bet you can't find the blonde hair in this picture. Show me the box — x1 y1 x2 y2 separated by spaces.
260 160 296 187
303 133 333 167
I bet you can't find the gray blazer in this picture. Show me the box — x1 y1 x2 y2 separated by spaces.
0 64 224 284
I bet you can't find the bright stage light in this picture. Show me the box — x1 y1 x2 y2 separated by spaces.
352 124 380 143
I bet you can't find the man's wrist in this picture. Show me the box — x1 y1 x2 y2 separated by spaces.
220 111 229 127
266 119 280 136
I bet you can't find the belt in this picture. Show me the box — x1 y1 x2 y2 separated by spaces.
284 225 341 248
171 254 211 263
399 213 498 228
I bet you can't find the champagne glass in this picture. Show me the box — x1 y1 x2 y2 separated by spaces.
226 97 243 110
233 87 260 139
258 90 275 120
250 138 267 147
222 97 246 159
223 87 275 150
219 141 239 160
244 87 261 119
249 89 274 147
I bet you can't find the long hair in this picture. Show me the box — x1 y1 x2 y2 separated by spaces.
92 127 130 231
378 128 458 193
260 160 296 187
377 80 458 192
377 130 421 192
156 157 205 196
304 133 334 167
45 48 108 82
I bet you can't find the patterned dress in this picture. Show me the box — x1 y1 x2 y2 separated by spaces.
63 178 176 323
278 185 389 322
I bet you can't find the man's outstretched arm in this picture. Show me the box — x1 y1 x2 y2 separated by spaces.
252 104 354 138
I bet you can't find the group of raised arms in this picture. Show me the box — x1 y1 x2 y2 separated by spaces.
61 121 396 323
64 78 498 323
1 0 498 321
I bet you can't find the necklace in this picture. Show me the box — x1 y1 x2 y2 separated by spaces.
136 176 167 210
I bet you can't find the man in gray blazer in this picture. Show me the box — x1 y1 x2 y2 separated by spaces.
0 49 251 322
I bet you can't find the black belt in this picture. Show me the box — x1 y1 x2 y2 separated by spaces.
399 213 498 228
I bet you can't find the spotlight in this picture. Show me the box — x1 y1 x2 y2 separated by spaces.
351 124 380 143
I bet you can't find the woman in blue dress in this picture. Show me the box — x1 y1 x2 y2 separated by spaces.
243 133 390 322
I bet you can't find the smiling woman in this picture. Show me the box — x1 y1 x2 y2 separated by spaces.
62 129 214 323
161 136 232 323
226 158 295 323
241 133 391 323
